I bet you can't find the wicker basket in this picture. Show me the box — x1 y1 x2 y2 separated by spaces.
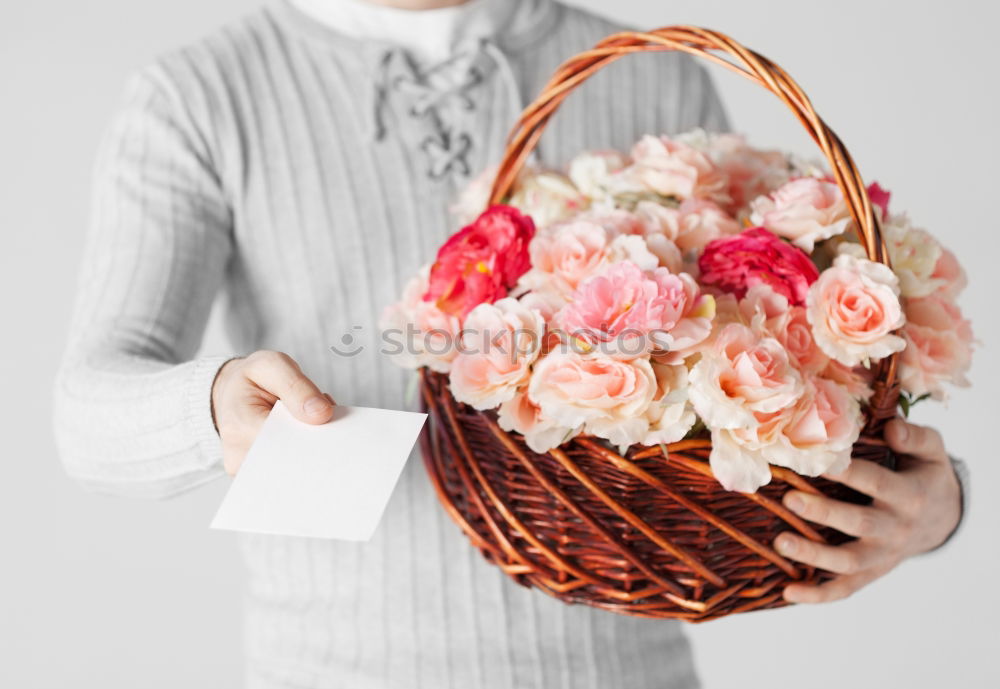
418 27 900 622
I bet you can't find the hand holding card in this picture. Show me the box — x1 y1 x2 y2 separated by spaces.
211 401 427 541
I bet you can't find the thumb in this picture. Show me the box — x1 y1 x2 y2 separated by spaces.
244 351 335 424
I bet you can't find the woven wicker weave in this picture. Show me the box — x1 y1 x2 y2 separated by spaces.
419 27 900 621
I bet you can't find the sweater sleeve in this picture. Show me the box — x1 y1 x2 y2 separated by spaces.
53 68 234 500
930 456 970 551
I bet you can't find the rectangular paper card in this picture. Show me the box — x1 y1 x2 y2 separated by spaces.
211 401 427 541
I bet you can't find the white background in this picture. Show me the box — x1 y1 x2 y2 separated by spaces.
1 1 997 687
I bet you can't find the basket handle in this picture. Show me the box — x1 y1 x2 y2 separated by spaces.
488 26 899 421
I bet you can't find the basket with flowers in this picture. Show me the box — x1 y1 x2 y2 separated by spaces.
380 27 973 620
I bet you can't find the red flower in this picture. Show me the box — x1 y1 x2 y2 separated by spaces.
866 181 891 221
698 227 819 306
425 205 535 318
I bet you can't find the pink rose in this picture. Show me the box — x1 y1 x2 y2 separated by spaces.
629 134 728 203
426 205 535 318
379 266 462 373
448 298 545 410
750 177 851 252
554 261 714 358
698 227 820 306
497 389 576 454
806 253 906 367
899 294 973 399
528 351 657 452
689 322 804 431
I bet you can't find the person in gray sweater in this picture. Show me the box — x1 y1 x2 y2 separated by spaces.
53 0 965 687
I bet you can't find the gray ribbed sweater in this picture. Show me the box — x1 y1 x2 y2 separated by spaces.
54 2 732 686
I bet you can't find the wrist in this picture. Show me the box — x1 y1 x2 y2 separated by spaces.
210 357 241 434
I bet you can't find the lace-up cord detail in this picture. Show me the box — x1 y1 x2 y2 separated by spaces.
374 48 486 180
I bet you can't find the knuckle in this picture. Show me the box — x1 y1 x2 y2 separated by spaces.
855 513 878 538
247 349 274 364
894 519 915 544
286 374 312 397
796 540 818 562
872 471 892 497
251 349 292 368
838 552 861 574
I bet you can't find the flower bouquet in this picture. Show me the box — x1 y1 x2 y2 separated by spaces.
381 28 973 620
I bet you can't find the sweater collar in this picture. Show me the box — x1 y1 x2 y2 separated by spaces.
272 0 560 62
286 0 511 65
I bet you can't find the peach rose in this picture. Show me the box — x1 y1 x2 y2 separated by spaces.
448 298 545 410
635 198 741 255
821 359 874 401
740 285 830 375
528 351 657 452
806 254 906 367
689 322 804 430
767 377 862 477
708 134 791 215
750 177 851 252
642 361 697 445
497 389 577 454
709 410 788 492
738 284 791 332
629 134 729 203
379 266 462 372
708 376 861 492
517 288 567 322
899 294 974 399
523 221 608 293
518 218 661 300
577 208 646 239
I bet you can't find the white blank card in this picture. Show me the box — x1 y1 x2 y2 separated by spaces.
211 401 427 541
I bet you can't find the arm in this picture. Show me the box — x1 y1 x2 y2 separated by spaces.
55 68 339 499
53 68 235 499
